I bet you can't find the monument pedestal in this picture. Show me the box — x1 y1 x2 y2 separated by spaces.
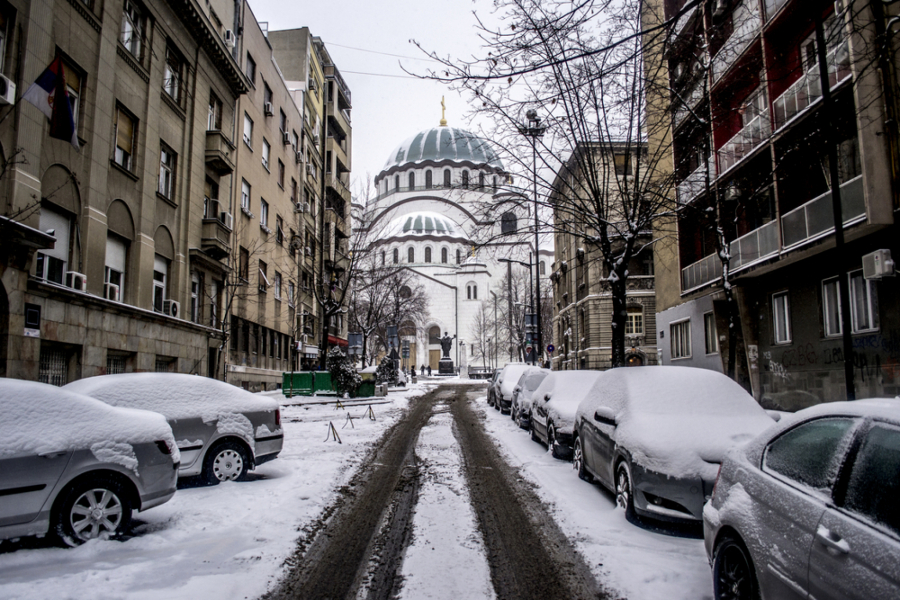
438 359 455 376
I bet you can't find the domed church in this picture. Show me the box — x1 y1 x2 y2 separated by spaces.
359 107 553 373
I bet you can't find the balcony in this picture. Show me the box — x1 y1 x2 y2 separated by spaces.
201 217 231 259
205 130 236 175
781 175 865 249
717 109 770 174
326 174 352 204
673 81 706 129
772 40 851 131
676 156 714 204
711 0 761 84
681 252 722 292
729 220 779 270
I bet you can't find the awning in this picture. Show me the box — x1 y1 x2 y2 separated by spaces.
328 335 348 347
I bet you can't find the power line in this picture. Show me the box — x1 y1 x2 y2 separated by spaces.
321 40 437 63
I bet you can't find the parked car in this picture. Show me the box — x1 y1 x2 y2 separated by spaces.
510 367 551 428
0 379 179 546
495 363 530 413
703 398 900 600
487 369 502 408
530 370 603 458
65 374 283 485
573 366 773 522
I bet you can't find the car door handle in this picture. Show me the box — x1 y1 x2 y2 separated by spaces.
38 450 67 458
816 525 850 554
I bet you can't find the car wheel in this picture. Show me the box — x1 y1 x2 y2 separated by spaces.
548 423 563 459
54 475 133 546
713 535 760 600
573 437 593 482
615 461 635 518
530 420 540 443
203 441 250 485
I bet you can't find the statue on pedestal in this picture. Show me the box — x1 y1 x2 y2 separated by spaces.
440 332 455 359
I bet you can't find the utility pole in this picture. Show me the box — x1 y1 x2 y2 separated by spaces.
519 109 546 367
507 259 514 362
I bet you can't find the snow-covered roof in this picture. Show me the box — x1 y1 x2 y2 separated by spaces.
379 211 462 240
382 126 504 172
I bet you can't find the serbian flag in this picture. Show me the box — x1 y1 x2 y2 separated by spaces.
22 56 80 149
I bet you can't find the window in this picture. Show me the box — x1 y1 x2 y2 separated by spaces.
456 249 461 264
274 271 282 300
614 153 632 176
158 143 176 199
204 177 219 218
153 254 168 312
190 272 200 323
260 199 269 227
493 175 498 193
114 106 136 171
210 280 219 327
441 247 448 264
408 172 415 189
121 0 143 58
243 112 253 147
425 170 433 189
36 206 71 284
262 138 270 169
626 306 643 335
478 172 485 189
540 261 546 275
425 247 432 263
208 92 222 130
163 46 182 101
258 260 268 293
239 246 249 281
823 278 842 337
263 82 272 109
105 235 127 301
670 319 691 359
276 215 284 245
467 283 477 300
393 248 399 264
763 417 857 494
288 281 295 307
64 61 82 131
277 159 285 188
279 109 287 134
408 247 414 263
245 53 256 85
501 212 517 234
444 169 451 187
0 12 7 73
849 270 878 333
241 179 251 212
394 175 400 191
704 311 719 354
773 292 791 344
843 423 900 536
462 170 469 187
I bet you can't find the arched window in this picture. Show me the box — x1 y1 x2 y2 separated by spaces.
492 175 498 193
428 326 441 344
381 251 386 265
408 247 415 263
466 283 478 300
425 247 432 263
393 248 399 264
394 175 400 190
456 249 461 264
626 306 644 335
501 212 517 234
399 286 412 299
443 169 451 187
408 172 415 189
479 173 485 189
425 170 433 189
441 247 448 263
461 170 469 188
540 261 546 275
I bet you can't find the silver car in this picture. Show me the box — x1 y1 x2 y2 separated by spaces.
510 367 550 429
66 374 283 485
703 398 900 600
0 379 179 546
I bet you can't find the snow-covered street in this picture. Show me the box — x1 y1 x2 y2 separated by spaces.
0 381 714 600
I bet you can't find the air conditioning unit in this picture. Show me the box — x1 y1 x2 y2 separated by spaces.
224 29 236 49
305 246 312 256
294 202 303 213
104 283 120 301
306 163 314 175
862 249 895 280
302 334 309 344
282 131 291 145
220 211 234 230
243 133 251 145
0 74 16 106
66 271 87 291
295 151 303 164
313 132 321 146
308 78 317 92
163 299 180 318
264 102 274 116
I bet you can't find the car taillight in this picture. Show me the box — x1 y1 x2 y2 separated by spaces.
155 440 172 455
711 464 722 500
275 408 281 428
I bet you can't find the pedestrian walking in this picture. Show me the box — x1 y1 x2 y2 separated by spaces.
427 365 432 376
421 364 425 376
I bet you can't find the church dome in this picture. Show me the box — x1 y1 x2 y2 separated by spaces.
382 126 504 171
380 211 463 239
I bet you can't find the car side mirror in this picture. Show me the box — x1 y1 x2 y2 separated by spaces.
544 393 551 401
594 406 616 426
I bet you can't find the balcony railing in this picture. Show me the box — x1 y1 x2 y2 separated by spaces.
681 252 722 292
673 80 706 128
781 175 865 249
717 109 770 174
711 0 761 83
763 0 788 20
772 40 851 131
676 156 714 204
729 220 779 270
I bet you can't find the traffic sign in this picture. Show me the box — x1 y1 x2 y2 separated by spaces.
526 345 533 354
547 344 555 353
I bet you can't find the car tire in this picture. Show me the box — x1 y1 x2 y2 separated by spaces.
203 440 250 485
574 437 593 482
713 535 760 600
53 475 133 546
530 420 540 443
548 423 563 459
615 460 635 519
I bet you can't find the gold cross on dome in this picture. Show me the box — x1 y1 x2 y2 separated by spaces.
440 97 447 126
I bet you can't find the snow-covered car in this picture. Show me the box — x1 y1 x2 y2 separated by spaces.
530 370 603 458
0 379 179 546
573 366 773 522
65 374 283 485
703 398 900 600
510 367 551 428
495 363 530 413
486 369 501 408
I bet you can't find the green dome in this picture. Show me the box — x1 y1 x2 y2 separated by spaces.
382 127 504 171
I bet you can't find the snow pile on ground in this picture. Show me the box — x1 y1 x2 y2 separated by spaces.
533 370 604 432
577 366 773 479
0 379 177 462
64 374 279 421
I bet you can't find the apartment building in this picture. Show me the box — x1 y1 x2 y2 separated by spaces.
647 0 900 404
549 143 658 371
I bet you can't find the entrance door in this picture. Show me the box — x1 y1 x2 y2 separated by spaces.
429 350 441 370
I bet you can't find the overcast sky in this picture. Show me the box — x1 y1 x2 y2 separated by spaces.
247 0 499 200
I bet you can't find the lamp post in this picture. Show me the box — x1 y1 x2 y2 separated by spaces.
518 109 546 367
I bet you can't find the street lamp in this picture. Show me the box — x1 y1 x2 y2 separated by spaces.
518 109 546 367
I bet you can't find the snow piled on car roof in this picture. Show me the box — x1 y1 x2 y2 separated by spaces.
0 379 177 460
535 370 605 431
577 366 773 480
64 373 279 421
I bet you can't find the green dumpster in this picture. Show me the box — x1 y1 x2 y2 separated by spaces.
356 381 375 398
282 372 314 397
314 371 335 394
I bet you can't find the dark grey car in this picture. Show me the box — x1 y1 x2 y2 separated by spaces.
0 380 179 546
66 373 283 485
